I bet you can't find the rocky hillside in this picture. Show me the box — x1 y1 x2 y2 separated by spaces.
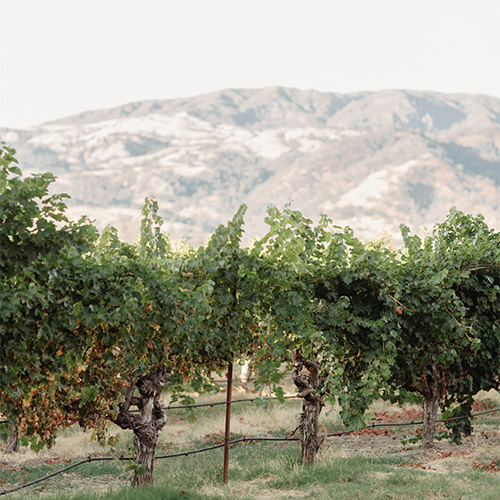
2 87 499 244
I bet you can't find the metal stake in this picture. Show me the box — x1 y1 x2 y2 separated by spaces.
223 362 233 484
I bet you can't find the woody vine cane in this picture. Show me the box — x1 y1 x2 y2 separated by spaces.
292 348 324 465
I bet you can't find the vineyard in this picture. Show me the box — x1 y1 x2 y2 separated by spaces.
1 143 499 496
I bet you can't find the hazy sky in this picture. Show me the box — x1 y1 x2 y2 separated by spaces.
1 0 499 128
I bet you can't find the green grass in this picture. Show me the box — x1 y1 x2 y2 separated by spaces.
4 391 500 499
5 440 500 500
43 487 216 500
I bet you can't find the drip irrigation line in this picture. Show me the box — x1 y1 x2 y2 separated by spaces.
0 436 298 496
437 407 500 422
156 436 298 459
325 407 500 437
0 455 130 496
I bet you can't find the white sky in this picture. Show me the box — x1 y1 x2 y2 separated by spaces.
1 0 499 128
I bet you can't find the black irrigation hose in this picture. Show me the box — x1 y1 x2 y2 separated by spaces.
326 407 500 437
0 436 299 496
0 455 132 496
155 436 299 460
2 406 500 496
437 407 500 423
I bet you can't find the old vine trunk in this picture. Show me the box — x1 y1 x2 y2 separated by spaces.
421 365 445 449
6 423 20 453
292 348 324 465
114 367 169 486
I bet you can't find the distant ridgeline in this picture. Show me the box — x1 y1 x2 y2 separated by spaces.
2 87 499 244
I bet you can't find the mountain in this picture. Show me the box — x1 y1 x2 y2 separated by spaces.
2 87 499 244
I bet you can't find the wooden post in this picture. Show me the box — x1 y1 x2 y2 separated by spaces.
223 362 233 484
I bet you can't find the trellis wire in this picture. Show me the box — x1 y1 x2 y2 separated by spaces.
162 394 299 410
2 402 499 428
0 395 298 425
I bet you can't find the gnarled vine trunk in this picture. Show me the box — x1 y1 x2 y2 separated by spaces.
421 365 445 449
114 366 169 486
6 423 20 453
292 348 324 465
